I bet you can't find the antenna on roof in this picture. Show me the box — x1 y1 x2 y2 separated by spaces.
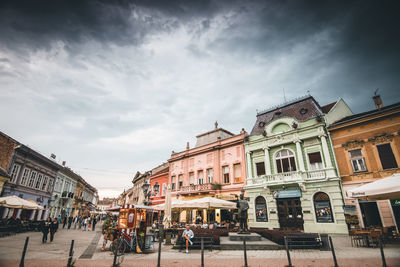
374 88 379 96
283 88 287 103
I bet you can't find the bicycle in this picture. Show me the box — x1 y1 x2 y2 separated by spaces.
111 231 136 255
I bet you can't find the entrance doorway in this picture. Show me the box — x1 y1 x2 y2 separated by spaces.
277 198 304 230
359 201 382 227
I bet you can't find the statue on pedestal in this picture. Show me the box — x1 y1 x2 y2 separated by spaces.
237 189 249 233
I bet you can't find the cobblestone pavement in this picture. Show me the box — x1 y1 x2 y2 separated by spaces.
0 227 399 267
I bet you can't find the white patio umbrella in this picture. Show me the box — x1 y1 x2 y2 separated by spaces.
178 197 237 209
347 173 400 200
0 195 44 210
163 185 172 228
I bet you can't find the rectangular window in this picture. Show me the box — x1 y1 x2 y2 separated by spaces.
234 163 242 183
178 174 183 188
10 164 21 183
308 152 323 170
377 143 398 169
256 162 266 176
349 149 367 172
198 170 204 185
28 171 37 187
20 168 30 185
206 168 213 183
189 172 194 185
222 166 229 184
162 183 166 196
171 176 176 190
41 176 48 191
35 173 43 189
47 179 53 192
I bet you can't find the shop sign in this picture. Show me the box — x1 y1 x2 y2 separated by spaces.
275 189 302 199
391 199 400 207
255 204 268 222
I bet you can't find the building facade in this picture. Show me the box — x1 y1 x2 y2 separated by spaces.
329 97 400 231
169 124 247 223
149 163 169 206
49 165 78 219
2 144 59 220
0 131 18 195
130 171 151 205
244 96 350 234
72 177 97 217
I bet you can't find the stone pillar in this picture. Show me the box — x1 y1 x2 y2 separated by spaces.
37 209 43 220
264 147 272 175
2 208 9 219
319 133 333 168
246 151 253 179
43 209 48 220
29 210 36 220
8 209 14 219
294 139 306 172
16 209 22 219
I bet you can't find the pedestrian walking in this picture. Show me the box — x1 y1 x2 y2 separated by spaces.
92 216 97 231
88 217 92 231
41 218 51 243
62 215 67 229
78 216 83 229
82 217 88 231
73 216 78 229
50 218 59 242
67 216 73 229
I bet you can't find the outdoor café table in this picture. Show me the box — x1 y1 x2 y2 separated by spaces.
355 230 372 247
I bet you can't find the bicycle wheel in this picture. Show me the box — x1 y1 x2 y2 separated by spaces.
116 239 127 254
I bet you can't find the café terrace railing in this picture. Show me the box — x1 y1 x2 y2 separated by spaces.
178 183 214 194
252 169 331 185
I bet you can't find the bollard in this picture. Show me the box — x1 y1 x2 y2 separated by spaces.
284 236 292 267
201 237 204 267
243 238 248 267
379 237 387 267
67 240 74 267
112 242 118 267
19 236 29 267
157 225 163 267
328 236 338 267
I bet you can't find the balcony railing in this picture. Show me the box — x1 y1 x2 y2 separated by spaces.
179 183 214 194
253 169 329 185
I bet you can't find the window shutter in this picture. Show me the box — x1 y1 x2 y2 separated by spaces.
377 144 398 169
256 162 266 176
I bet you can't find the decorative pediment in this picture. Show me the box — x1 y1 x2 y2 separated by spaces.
342 139 364 150
368 133 394 145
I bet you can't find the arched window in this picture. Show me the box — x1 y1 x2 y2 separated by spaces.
314 192 334 223
255 196 268 222
275 149 297 173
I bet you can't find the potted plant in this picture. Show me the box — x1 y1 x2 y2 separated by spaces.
213 183 222 190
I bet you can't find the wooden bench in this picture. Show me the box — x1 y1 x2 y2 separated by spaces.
285 233 322 249
179 235 213 251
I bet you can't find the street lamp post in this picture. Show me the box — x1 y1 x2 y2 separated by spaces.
142 181 151 206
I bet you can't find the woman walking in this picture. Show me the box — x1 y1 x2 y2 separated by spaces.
50 218 59 242
41 218 51 243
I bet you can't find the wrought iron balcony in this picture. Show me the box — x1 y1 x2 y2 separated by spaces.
252 169 332 185
179 183 214 194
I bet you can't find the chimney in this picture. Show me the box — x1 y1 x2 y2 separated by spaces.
373 95 383 110
186 142 190 150
62 161 66 166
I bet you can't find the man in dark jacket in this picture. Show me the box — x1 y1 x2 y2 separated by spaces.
62 216 67 229
67 216 73 229
41 218 51 243
50 218 59 242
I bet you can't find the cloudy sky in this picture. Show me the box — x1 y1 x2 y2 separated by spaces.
1 0 399 198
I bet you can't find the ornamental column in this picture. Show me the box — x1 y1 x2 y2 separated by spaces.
319 133 333 168
264 147 272 175
294 139 306 172
2 208 9 219
15 209 22 219
246 151 253 182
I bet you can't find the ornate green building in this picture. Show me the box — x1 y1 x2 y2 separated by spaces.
244 95 350 234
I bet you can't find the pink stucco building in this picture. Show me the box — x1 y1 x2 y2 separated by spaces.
168 123 247 223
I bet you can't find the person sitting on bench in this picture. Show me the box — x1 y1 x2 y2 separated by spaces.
182 224 194 253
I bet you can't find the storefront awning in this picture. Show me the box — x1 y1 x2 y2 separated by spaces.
347 173 400 200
